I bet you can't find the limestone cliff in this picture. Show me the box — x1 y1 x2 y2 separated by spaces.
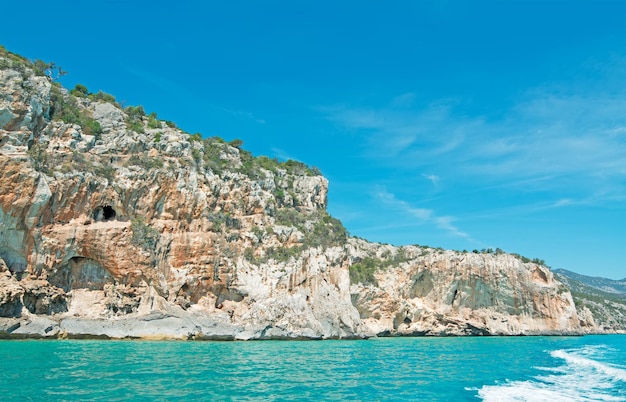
554 270 626 333
347 240 587 336
0 47 613 339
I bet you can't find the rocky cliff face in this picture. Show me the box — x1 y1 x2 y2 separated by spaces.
0 48 613 339
347 240 588 336
554 270 626 333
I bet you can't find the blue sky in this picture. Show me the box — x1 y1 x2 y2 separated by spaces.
2 1 625 279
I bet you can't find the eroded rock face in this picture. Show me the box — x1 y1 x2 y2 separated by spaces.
0 51 359 339
21 279 67 315
0 259 23 317
348 240 580 336
0 49 608 339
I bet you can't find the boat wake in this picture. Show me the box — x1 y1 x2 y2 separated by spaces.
473 345 626 401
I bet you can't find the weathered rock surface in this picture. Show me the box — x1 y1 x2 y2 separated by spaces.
554 270 626 333
0 48 619 339
348 240 586 336
0 259 23 317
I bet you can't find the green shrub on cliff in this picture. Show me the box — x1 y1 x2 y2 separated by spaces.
199 137 229 173
131 216 160 251
128 121 145 134
125 105 146 120
127 154 164 170
67 84 119 108
49 86 102 139
380 247 412 267
243 247 256 262
208 211 240 233
238 149 257 178
256 156 280 172
0 48 65 81
274 208 306 228
147 112 160 129
88 90 119 106
125 105 146 133
183 131 322 180
93 164 116 182
32 59 66 81
509 252 547 266
50 86 81 124
273 208 348 250
283 159 320 176
82 118 103 138
27 142 50 173
70 84 89 98
303 212 348 249
245 244 302 264
349 257 380 286
229 138 244 148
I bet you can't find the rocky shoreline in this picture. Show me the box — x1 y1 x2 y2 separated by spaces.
1 315 604 341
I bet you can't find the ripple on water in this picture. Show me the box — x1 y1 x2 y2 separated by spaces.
0 335 624 401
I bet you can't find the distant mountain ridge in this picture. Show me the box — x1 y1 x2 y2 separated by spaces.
554 269 626 296
554 269 626 332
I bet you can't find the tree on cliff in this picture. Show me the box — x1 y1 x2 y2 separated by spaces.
33 60 66 81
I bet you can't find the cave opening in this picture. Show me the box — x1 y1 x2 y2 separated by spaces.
94 205 117 222
103 206 116 220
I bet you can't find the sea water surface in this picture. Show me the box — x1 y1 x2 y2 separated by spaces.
1 335 624 401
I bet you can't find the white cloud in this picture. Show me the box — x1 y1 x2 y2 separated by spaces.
422 174 440 186
435 216 469 239
325 85 626 204
408 207 433 221
270 148 298 162
552 199 573 208
374 186 471 239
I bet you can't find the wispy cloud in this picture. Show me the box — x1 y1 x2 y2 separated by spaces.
552 198 573 208
373 186 472 240
270 147 299 162
219 108 266 124
327 101 468 159
325 84 626 205
422 173 440 186
434 216 469 239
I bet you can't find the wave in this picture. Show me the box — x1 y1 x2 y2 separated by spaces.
474 345 626 401
549 348 626 383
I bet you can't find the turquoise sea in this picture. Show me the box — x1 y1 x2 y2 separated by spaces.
1 335 624 401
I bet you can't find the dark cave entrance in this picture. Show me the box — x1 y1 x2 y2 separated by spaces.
94 205 117 222
103 206 116 220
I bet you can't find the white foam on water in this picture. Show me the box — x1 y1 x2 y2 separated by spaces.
473 345 626 401
550 349 626 383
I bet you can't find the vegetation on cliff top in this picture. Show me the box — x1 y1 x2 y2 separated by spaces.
0 45 65 80
244 209 348 264
1 45 322 180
